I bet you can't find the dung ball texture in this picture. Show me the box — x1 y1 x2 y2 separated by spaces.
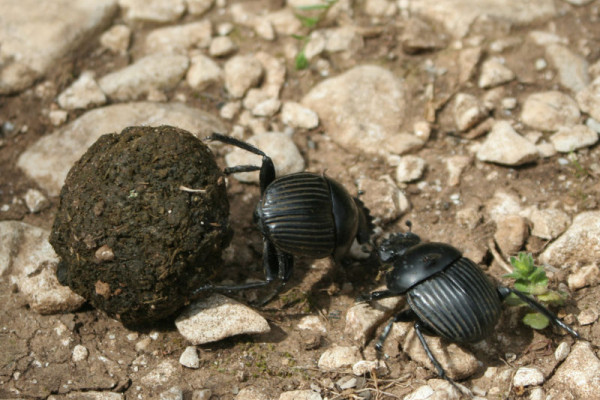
50 125 231 326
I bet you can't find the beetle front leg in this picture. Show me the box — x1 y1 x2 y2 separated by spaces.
498 286 580 339
356 289 396 303
375 309 415 356
256 248 293 307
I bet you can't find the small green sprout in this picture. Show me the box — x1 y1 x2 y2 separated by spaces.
504 252 567 330
292 0 338 70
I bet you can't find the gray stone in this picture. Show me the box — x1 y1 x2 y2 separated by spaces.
357 177 410 223
140 360 178 387
345 290 405 345
522 206 571 240
224 55 264 98
186 54 223 90
540 211 600 267
395 155 427 183
98 53 189 101
476 121 539 166
145 21 212 54
550 342 600 399
577 308 598 325
175 294 270 345
223 132 305 183
478 58 515 89
281 102 319 129
568 264 600 291
521 91 580 131
577 77 600 122
454 93 488 132
401 17 445 54
17 102 225 196
23 188 50 213
513 367 544 387
408 0 556 38
297 315 327 334
554 342 570 362
179 346 200 369
446 155 471 186
0 0 117 94
57 71 107 110
0 221 85 313
100 25 131 54
119 0 185 23
209 36 238 57
545 44 590 93
72 344 89 362
318 345 362 371
550 124 598 152
494 214 528 255
279 391 322 400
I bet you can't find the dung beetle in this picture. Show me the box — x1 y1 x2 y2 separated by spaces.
195 133 373 305
359 222 579 385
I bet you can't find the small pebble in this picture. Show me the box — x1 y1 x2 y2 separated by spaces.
179 346 200 369
555 342 571 362
72 344 89 362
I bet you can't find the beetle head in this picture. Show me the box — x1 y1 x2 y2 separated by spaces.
378 230 422 263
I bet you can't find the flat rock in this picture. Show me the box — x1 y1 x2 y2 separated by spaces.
302 65 409 156
223 132 305 183
175 294 270 345
0 0 117 94
576 77 600 122
395 155 427 183
513 367 544 387
145 21 212 54
545 44 590 93
345 293 405 346
318 345 362 371
549 342 600 399
476 121 539 166
0 221 85 313
540 211 600 267
549 124 598 152
17 102 226 196
521 91 580 131
98 53 189 101
408 0 556 38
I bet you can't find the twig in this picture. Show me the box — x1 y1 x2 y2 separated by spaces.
487 239 513 273
179 185 207 193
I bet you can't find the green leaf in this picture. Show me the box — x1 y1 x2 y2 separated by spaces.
529 267 548 285
504 292 524 307
522 312 550 330
295 51 309 70
295 14 320 28
537 290 566 305
291 34 307 41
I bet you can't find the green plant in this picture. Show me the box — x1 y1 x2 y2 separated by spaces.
292 0 338 70
504 252 567 330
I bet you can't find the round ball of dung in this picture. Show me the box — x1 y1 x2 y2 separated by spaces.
50 125 231 326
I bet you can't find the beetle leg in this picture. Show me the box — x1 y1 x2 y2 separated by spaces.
356 289 396 303
224 165 261 174
375 309 415 355
253 240 289 306
498 286 580 339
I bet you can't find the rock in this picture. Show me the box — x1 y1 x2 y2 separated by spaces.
494 214 528 255
513 367 544 387
568 264 600 291
49 110 69 126
49 393 124 400
224 55 264 98
297 315 327 334
254 19 275 41
576 77 600 122
476 121 539 166
408 0 556 38
186 54 223 90
100 25 131 54
23 188 50 213
554 342 570 362
486 190 522 223
352 359 388 376
545 44 590 93
0 0 117 94
252 98 281 117
223 132 305 183
17 102 226 196
540 211 600 267
57 71 107 110
456 205 483 230
404 379 462 400
549 342 600 399
395 155 427 183
549 124 598 152
357 177 410 223
220 101 241 120
400 17 445 54
175 294 270 345
209 36 238 57
179 346 200 369
318 345 362 371
98 53 189 101
265 9 303 36
192 389 212 400
577 308 598 325
478 58 515 89
0 221 85 313
145 21 212 54
235 387 270 400
72 344 89 362
521 91 580 131
365 0 397 17
522 206 571 240
141 360 178 387
446 155 471 186
345 293 405 346
302 65 409 156
528 30 568 46
119 0 185 23
281 102 319 129
186 0 214 16
322 26 364 53
279 390 322 400
160 387 183 400
453 93 488 132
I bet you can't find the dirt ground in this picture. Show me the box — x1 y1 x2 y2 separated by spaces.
2 1 600 399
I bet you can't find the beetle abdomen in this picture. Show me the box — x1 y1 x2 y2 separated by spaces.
260 173 335 258
407 257 502 343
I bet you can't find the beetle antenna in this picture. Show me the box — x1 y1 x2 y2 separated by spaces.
405 220 412 232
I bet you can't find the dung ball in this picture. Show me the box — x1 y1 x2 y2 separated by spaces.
50 125 231 326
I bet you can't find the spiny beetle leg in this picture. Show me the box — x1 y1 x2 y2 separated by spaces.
356 289 396 303
375 309 415 357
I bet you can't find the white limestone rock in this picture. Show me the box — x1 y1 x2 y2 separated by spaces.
145 21 212 54
281 102 319 129
119 0 185 23
186 54 223 90
476 121 539 166
521 91 580 131
100 25 131 54
224 55 264 98
549 124 598 152
57 71 107 110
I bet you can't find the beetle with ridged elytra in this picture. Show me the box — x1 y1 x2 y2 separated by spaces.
195 133 373 305
358 222 580 387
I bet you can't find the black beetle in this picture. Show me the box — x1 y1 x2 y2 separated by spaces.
195 133 373 304
359 222 579 385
